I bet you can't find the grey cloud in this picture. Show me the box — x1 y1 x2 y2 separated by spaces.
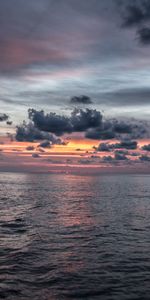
38 140 51 148
121 1 150 45
6 121 13 125
142 144 150 151
28 109 72 135
104 88 150 107
139 154 150 161
85 127 115 140
26 146 35 151
70 95 92 105
112 140 137 150
1 0 150 123
114 149 129 155
101 154 131 164
129 151 140 156
114 152 128 161
29 108 102 135
113 121 132 134
32 153 40 158
16 121 62 143
71 108 102 132
138 27 150 44
0 113 9 122
16 107 150 145
101 155 113 163
78 159 92 164
85 117 148 141
97 143 111 152
122 3 146 27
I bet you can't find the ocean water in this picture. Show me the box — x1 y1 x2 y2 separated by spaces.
0 172 150 300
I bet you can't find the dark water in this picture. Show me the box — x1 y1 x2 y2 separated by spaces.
0 173 150 300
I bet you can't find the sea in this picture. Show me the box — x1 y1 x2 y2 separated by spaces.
0 172 150 300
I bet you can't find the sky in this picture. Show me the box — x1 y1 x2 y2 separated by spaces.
1 0 150 173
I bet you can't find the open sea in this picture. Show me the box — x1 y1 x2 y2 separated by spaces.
0 172 150 300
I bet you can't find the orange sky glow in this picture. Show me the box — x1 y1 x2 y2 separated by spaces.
0 135 150 174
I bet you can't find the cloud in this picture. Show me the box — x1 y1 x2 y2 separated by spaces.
1 0 150 123
96 143 111 152
142 144 150 151
38 140 51 148
100 153 131 164
85 118 148 140
104 87 150 107
32 153 40 158
139 154 150 161
114 149 129 155
28 108 102 135
71 108 102 131
122 3 146 27
0 113 9 122
114 152 128 161
16 121 63 143
6 121 13 125
113 120 132 134
28 109 72 135
85 127 115 140
26 146 35 151
112 140 137 150
101 155 113 163
70 95 92 104
138 27 150 44
121 1 150 45
78 159 92 164
15 107 150 147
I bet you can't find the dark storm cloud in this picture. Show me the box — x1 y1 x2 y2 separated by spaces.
16 107 150 145
85 118 148 141
28 109 72 135
0 113 9 122
70 95 92 105
28 108 102 135
71 108 102 132
16 121 63 143
113 121 132 134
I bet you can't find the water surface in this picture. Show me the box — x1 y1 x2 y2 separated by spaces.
0 173 150 299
